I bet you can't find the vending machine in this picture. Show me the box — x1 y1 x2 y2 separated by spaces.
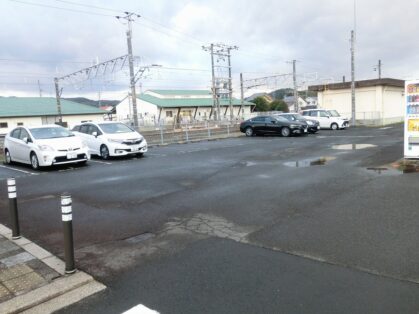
405 80 419 158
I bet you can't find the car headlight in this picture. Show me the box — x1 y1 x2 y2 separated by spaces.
38 144 54 151
108 139 124 144
306 120 313 125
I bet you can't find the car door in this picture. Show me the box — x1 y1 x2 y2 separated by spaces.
87 124 102 155
265 117 281 133
77 124 92 152
16 128 33 163
317 110 331 128
6 128 21 162
252 116 267 133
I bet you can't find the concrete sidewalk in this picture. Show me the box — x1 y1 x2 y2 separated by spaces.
0 224 105 313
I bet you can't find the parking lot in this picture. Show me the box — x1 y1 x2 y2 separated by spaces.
1 124 419 313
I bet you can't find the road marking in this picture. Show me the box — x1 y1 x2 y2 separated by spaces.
379 127 393 130
0 165 37 175
89 159 112 165
122 304 159 314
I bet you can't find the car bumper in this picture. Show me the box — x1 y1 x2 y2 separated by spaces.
38 148 91 166
109 141 148 156
308 126 320 132
291 127 307 134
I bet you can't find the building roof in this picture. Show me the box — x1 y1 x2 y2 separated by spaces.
138 93 253 108
148 90 211 96
308 78 404 92
0 97 105 118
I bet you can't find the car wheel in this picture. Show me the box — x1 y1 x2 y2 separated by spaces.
331 123 339 130
100 145 110 160
30 153 39 170
281 127 291 137
4 149 12 165
245 127 253 137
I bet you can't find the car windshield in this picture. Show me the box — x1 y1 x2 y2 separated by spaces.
327 110 340 117
29 127 74 139
98 123 134 134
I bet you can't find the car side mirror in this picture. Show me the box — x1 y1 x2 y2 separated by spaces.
22 137 29 144
92 131 98 137
271 120 276 124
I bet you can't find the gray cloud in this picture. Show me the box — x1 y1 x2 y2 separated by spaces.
1 0 418 98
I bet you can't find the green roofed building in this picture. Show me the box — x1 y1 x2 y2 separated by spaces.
115 90 254 124
0 97 106 134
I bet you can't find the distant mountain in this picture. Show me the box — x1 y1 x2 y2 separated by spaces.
64 97 119 108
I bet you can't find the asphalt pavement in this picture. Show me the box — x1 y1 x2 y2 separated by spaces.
1 124 419 313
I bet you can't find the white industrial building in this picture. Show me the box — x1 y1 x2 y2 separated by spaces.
308 78 405 125
116 90 254 125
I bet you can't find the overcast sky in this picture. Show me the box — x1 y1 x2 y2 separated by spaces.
1 0 418 100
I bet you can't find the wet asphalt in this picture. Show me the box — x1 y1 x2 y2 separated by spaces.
1 124 419 313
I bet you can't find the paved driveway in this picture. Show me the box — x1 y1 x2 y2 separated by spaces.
1 125 419 313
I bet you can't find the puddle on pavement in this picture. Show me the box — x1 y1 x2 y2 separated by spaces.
332 144 377 150
366 167 388 174
284 156 335 168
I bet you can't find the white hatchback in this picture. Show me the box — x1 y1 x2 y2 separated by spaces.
4 125 90 169
72 122 148 159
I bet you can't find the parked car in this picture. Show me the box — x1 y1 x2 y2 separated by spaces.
4 125 90 169
240 115 307 137
301 109 349 130
275 113 320 134
72 122 147 159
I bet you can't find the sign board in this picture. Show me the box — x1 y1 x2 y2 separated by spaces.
404 80 419 158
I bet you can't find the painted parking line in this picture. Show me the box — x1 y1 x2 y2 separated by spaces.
0 165 37 175
379 127 393 130
122 304 159 314
89 159 113 165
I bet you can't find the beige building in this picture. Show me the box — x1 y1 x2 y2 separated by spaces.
0 97 106 134
308 78 405 125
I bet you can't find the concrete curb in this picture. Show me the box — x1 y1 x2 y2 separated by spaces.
0 224 106 314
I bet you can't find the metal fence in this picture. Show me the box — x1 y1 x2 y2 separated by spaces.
139 121 241 146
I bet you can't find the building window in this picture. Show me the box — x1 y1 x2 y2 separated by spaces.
166 111 173 118
17 122 23 126
0 122 8 128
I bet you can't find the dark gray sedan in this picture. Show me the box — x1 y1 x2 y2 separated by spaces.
240 115 307 137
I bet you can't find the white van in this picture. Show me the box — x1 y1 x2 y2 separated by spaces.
301 109 349 130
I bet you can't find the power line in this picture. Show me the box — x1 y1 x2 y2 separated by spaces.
53 0 122 13
9 0 115 17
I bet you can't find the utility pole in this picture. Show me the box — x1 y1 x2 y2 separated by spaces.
117 12 141 129
37 80 42 98
227 47 233 121
54 77 62 124
374 59 382 79
203 43 238 121
351 30 356 127
292 60 298 112
240 72 244 118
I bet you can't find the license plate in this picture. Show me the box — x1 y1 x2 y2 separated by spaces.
317 126 320 129
67 153 77 159
304 129 308 133
131 146 139 151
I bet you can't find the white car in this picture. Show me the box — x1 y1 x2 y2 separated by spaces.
301 109 349 130
4 125 90 170
72 122 147 159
